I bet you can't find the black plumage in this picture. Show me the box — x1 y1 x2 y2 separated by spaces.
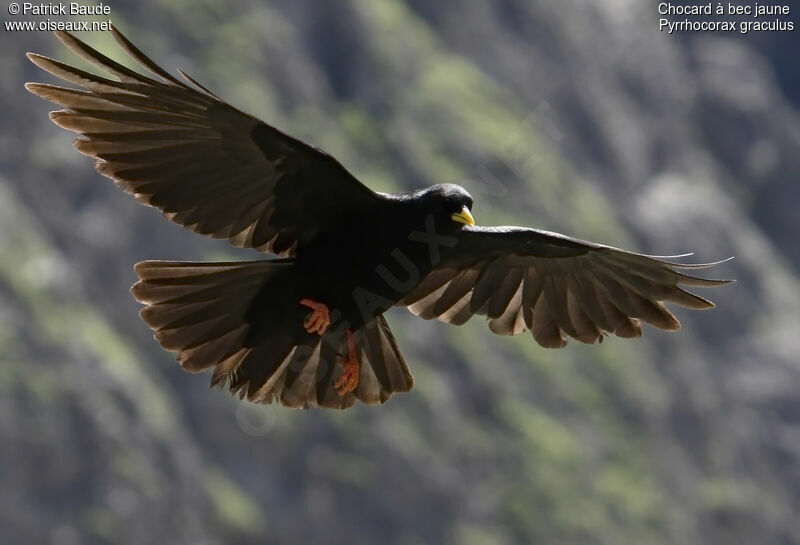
27 27 732 409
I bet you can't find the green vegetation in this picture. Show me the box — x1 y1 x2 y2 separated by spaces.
2 1 798 544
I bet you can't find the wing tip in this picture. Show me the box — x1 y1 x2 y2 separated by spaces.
47 109 78 131
26 52 53 71
645 252 695 259
130 280 146 302
48 109 65 122
134 259 180 275
23 81 41 96
662 318 682 331
663 255 736 270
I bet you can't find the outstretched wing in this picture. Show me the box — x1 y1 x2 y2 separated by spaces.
26 26 379 256
399 226 732 347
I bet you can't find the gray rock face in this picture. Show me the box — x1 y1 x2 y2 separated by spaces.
2 2 799 544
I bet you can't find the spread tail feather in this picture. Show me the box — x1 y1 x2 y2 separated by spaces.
132 260 413 409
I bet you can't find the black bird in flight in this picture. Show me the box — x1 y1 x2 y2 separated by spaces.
27 27 731 409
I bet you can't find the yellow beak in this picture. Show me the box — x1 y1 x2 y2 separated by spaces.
451 206 475 226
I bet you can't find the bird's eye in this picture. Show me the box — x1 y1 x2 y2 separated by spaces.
450 205 475 226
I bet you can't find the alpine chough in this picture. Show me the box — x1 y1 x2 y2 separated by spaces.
26 27 732 409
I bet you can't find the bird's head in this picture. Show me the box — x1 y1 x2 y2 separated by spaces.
424 183 475 228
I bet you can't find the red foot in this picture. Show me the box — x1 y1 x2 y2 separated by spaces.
334 329 359 396
300 298 331 335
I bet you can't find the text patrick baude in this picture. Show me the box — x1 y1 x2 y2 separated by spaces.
18 2 111 15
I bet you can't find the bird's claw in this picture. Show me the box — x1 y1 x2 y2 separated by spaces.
334 329 359 396
300 298 330 335
334 358 359 396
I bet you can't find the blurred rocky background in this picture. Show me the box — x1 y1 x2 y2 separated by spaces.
2 1 799 544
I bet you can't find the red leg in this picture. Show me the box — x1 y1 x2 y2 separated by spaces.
334 329 359 396
300 298 331 335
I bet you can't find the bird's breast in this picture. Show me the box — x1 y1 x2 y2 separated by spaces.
295 212 447 327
